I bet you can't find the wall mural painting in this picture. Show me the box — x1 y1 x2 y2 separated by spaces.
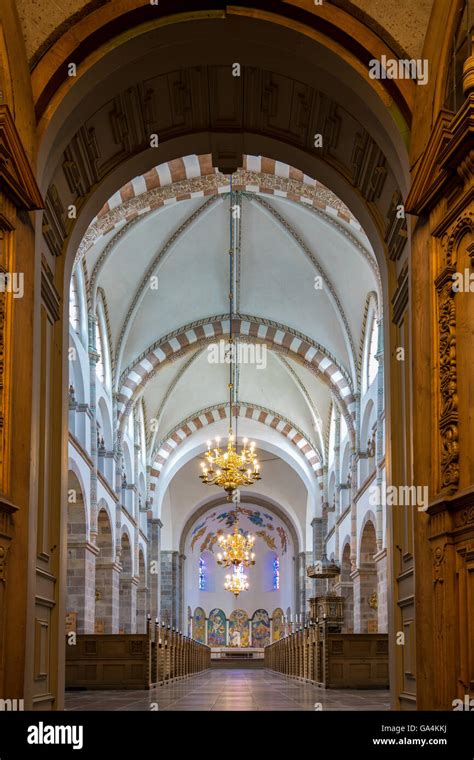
252 609 270 647
208 608 226 647
190 508 288 556
229 609 250 647
193 606 206 643
272 608 285 641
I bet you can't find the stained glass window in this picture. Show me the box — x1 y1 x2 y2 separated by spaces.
199 556 206 591
273 556 280 591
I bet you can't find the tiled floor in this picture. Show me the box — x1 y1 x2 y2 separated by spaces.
66 669 390 711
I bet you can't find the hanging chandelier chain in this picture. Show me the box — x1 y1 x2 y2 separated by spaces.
199 175 261 549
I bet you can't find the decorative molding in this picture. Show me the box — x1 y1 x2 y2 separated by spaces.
43 62 404 258
406 95 474 218
0 105 43 211
41 255 61 323
391 264 409 326
434 213 473 494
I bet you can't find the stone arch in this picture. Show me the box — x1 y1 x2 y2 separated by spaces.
179 493 300 559
353 516 378 633
66 469 93 634
117 316 356 437
95 506 117 633
148 402 324 501
78 154 363 261
27 2 420 708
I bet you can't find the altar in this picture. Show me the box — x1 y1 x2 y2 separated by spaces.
211 647 264 668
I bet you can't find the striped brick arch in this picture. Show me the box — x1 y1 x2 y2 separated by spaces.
148 403 324 503
77 154 361 258
118 315 356 436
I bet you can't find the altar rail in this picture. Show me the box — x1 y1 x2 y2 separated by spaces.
66 622 210 690
264 625 388 689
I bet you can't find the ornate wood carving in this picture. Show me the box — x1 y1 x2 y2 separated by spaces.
435 266 459 493
434 213 473 494
43 65 406 260
0 106 43 493
0 106 43 211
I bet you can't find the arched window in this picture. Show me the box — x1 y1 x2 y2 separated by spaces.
264 551 280 592
198 551 215 592
328 405 336 468
95 318 105 384
199 556 206 591
367 316 379 387
69 272 80 332
273 556 280 591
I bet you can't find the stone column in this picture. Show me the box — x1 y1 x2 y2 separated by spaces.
160 550 181 627
350 451 358 573
119 574 138 633
374 548 388 632
375 318 384 550
66 540 98 633
296 552 308 616
148 518 162 622
95 559 121 633
87 312 99 542
333 406 341 563
178 553 186 630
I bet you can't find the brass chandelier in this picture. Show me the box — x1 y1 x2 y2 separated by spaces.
224 564 250 597
199 432 261 500
217 514 256 568
199 178 262 501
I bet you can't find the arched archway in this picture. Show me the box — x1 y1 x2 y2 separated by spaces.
95 506 117 633
66 470 93 633
353 518 378 634
119 531 135 634
18 0 456 712
338 540 354 633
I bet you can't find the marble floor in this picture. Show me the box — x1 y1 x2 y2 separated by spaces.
65 669 390 711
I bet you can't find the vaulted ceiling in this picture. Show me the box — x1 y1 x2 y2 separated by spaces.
75 153 380 527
